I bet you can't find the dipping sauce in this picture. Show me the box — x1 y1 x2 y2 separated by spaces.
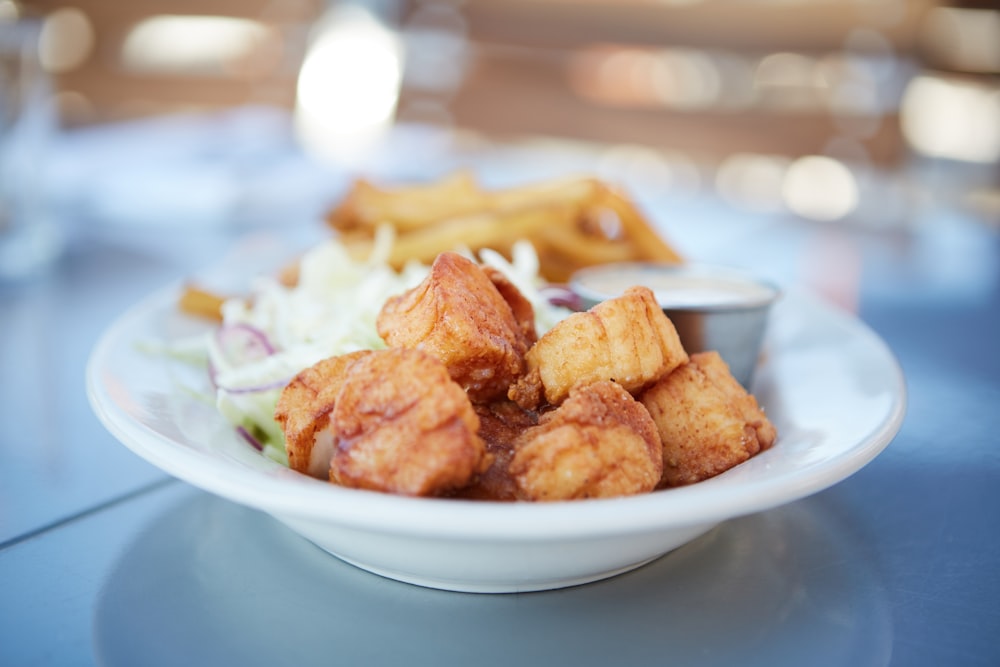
571 263 778 311
569 262 780 388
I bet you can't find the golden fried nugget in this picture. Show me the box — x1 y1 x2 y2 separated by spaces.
330 348 487 497
640 351 777 487
377 252 534 403
509 381 663 501
274 351 373 478
509 286 688 409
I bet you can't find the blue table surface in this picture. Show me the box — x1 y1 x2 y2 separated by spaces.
1 124 998 666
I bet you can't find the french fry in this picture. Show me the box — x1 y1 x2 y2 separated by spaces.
597 186 684 264
328 171 488 234
178 285 227 321
343 198 586 268
485 176 600 213
536 224 635 265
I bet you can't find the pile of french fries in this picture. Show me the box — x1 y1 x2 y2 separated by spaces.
328 171 683 283
179 172 683 320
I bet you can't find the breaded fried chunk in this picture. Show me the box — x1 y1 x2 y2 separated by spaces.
377 252 535 403
330 348 488 496
509 286 688 409
640 351 777 487
509 381 663 501
274 350 372 478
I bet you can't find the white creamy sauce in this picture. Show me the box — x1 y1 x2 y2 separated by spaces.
652 277 775 308
572 264 777 310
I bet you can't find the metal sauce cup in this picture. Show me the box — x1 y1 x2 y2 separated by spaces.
570 262 780 388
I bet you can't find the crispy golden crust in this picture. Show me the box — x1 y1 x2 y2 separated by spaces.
276 250 777 500
640 351 777 487
330 348 488 497
274 351 372 478
377 252 533 403
509 381 663 501
509 286 688 409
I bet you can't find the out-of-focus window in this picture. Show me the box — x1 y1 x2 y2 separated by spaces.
395 0 998 226
12 0 998 225
19 0 322 125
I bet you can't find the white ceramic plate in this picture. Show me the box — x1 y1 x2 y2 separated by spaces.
86 283 906 593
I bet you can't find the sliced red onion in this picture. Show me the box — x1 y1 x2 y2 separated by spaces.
207 358 220 390
215 323 275 366
540 285 584 311
236 425 264 451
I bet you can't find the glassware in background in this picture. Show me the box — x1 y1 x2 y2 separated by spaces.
0 6 60 282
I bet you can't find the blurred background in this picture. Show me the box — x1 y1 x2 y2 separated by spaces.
4 6 1000 664
1 0 998 277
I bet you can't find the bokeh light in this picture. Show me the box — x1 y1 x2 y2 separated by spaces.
294 5 403 164
782 155 859 221
901 75 1000 164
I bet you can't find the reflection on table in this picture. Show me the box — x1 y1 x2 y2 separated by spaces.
93 491 891 667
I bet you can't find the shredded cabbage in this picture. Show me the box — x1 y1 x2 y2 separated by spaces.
208 232 572 463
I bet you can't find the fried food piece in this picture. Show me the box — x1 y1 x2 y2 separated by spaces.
509 286 688 409
274 351 373 478
458 401 540 501
329 348 487 496
640 351 777 487
328 171 486 234
509 381 663 501
178 284 227 321
377 252 535 403
345 199 588 281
